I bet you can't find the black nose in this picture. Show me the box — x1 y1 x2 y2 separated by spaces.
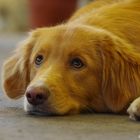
26 86 50 106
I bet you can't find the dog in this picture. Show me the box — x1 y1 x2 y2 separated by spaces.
2 0 140 120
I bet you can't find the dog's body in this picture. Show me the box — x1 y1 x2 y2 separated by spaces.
2 0 140 120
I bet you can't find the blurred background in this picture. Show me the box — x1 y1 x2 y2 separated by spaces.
0 0 92 33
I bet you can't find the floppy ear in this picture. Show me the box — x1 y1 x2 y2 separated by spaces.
97 32 140 113
2 31 40 99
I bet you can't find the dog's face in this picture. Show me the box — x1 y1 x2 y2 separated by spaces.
25 25 104 115
3 25 119 115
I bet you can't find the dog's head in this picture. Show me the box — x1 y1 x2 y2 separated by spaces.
3 24 136 115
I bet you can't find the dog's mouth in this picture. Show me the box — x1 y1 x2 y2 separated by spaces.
24 97 57 116
24 97 81 116
26 106 57 116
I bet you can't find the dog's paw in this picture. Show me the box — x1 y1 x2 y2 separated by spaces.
127 97 140 121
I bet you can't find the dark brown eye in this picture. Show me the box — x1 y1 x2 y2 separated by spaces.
70 58 84 69
35 55 44 66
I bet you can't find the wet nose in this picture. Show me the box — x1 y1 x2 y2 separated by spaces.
26 86 50 106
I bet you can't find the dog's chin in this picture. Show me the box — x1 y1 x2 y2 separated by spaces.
26 110 56 116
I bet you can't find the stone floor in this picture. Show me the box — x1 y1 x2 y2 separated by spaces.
0 35 140 140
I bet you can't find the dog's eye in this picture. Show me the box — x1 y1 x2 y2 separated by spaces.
35 55 44 66
70 58 84 69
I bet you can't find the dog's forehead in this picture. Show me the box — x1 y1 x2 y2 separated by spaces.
41 25 94 45
32 25 97 57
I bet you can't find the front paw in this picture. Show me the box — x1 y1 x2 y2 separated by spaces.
127 97 140 121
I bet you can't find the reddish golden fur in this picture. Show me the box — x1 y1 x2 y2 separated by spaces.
2 0 140 117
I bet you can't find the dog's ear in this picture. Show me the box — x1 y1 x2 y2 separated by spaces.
97 32 140 113
2 30 40 99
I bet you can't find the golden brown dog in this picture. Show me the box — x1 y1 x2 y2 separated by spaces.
2 0 140 120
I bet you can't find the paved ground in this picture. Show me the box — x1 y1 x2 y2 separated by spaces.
0 34 140 140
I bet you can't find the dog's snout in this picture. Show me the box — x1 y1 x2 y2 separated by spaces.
26 86 50 106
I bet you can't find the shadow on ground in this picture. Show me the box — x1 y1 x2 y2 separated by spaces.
0 35 140 140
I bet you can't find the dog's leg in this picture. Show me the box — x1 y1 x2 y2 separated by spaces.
127 97 140 121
